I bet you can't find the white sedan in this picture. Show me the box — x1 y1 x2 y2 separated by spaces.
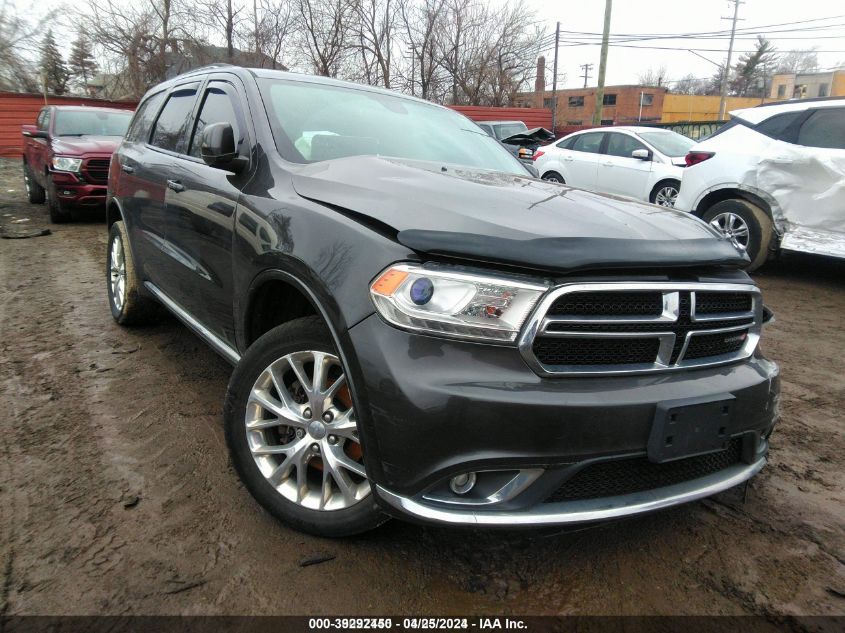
533 126 695 207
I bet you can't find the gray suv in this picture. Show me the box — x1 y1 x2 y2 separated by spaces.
106 65 780 536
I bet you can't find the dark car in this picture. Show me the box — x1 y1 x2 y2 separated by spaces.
22 106 133 222
476 120 555 162
106 65 780 537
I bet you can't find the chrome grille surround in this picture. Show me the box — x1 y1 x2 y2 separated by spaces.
518 282 762 376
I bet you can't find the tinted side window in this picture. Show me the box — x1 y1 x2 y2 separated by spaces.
126 91 166 143
796 109 845 150
754 111 803 141
151 85 199 153
605 133 647 158
556 137 574 149
189 84 243 158
38 109 51 131
571 133 604 153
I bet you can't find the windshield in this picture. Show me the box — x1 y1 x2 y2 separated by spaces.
493 123 528 140
54 110 132 137
636 130 695 157
258 78 526 175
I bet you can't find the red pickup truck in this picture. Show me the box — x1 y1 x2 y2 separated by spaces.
22 105 134 222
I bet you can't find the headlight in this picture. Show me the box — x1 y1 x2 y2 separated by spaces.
369 263 547 343
52 157 82 172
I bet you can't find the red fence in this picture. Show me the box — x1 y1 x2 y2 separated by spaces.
448 106 553 131
0 92 137 157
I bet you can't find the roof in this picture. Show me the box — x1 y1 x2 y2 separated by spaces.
730 96 845 124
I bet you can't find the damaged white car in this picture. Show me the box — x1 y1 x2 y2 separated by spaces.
675 98 845 270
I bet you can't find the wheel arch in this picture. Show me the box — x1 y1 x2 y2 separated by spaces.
692 186 776 223
241 267 385 482
107 198 123 228
649 178 681 204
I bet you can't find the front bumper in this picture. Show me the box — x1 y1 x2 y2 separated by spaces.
349 314 780 527
50 170 107 208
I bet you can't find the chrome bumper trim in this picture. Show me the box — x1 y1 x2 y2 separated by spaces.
375 457 765 526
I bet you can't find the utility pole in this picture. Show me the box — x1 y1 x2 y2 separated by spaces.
592 0 612 126
718 0 743 120
551 21 560 134
580 63 593 89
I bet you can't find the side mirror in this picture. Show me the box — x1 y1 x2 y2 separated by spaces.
22 125 48 139
200 122 245 171
631 148 651 161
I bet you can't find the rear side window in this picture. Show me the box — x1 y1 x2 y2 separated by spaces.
754 111 803 141
126 91 166 143
571 132 604 153
188 84 244 158
796 108 845 150
151 85 199 153
556 136 574 149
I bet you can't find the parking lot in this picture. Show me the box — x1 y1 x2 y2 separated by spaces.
0 156 843 617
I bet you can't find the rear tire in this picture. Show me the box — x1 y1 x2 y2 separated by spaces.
107 221 159 325
46 178 71 223
702 199 773 271
542 171 565 184
224 317 387 537
23 163 45 204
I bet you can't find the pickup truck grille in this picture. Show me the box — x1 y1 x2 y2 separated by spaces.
83 158 110 184
520 283 761 376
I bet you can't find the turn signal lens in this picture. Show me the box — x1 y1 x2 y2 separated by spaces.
369 264 547 343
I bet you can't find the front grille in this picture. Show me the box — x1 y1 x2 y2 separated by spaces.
684 330 748 359
545 438 744 503
547 291 663 317
534 337 660 366
696 292 752 314
84 158 110 184
523 283 760 375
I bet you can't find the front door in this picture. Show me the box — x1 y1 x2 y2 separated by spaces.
599 132 653 199
163 77 254 347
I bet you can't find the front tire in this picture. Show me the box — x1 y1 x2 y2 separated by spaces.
650 180 680 207
224 317 386 537
542 171 565 184
46 178 71 223
107 221 158 324
702 199 773 271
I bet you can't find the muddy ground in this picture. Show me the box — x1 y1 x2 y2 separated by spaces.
0 158 843 619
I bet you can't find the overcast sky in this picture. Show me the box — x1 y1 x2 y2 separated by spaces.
12 0 845 88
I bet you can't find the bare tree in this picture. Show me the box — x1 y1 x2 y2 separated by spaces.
250 0 296 68
776 49 820 75
673 73 708 96
637 65 669 88
398 0 446 99
198 0 244 61
0 0 53 92
297 0 354 76
351 0 397 87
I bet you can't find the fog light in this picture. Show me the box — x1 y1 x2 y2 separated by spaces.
449 472 477 495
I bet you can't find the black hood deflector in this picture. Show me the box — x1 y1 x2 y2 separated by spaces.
290 156 750 273
397 231 748 273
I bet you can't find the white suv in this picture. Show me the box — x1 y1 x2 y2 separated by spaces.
533 126 694 207
675 98 845 270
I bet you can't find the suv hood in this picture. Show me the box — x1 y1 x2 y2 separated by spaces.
291 156 748 272
51 136 121 156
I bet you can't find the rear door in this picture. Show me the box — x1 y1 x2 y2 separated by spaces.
561 132 603 190
598 132 653 199
163 76 254 345
128 83 200 294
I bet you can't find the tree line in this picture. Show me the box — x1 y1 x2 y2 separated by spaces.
638 37 825 98
0 0 546 106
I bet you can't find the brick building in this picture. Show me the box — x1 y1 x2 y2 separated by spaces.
516 85 667 130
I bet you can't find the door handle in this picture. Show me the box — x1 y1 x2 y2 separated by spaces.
121 165 134 174
563 156 574 161
167 179 185 193
602 161 614 166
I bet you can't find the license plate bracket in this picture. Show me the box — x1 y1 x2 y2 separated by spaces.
648 394 737 463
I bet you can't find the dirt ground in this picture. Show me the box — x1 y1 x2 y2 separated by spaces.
0 157 843 619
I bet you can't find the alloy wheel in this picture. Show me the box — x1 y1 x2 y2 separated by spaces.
109 235 127 311
709 211 750 250
245 350 369 511
654 185 679 207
